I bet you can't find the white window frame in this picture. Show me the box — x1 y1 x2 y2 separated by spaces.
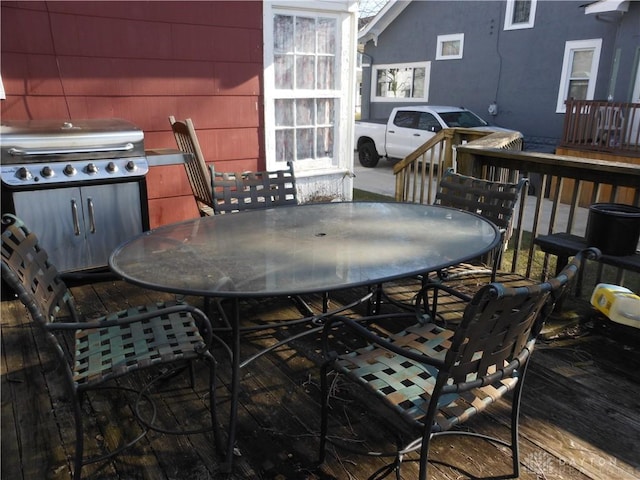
264 2 355 173
556 39 602 113
504 0 537 30
436 33 464 60
370 61 431 102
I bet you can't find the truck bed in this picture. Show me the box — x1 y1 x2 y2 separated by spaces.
355 118 387 125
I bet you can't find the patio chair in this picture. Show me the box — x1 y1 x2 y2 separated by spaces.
434 168 528 281
381 168 528 313
209 161 325 315
169 116 215 216
210 161 298 214
319 248 598 480
1 213 224 479
208 163 368 362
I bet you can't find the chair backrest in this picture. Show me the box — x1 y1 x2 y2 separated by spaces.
1 214 78 327
435 168 527 234
440 248 597 389
168 116 214 215
210 161 298 214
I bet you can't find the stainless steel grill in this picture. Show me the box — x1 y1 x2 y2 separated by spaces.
1 118 150 273
1 118 148 186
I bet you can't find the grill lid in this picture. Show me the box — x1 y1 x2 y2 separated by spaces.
1 118 145 164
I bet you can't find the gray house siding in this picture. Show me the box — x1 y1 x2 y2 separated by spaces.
616 7 640 101
360 0 640 152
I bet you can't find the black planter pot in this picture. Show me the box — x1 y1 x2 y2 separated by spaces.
585 203 640 256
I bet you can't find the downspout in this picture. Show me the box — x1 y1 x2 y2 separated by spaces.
490 3 504 119
360 51 374 120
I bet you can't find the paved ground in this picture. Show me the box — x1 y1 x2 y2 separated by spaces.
352 153 399 198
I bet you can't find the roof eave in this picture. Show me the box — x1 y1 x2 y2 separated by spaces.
358 0 411 46
584 0 629 14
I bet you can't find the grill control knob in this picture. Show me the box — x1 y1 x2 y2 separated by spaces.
17 167 32 180
125 160 137 172
86 163 98 174
41 166 54 178
106 161 118 173
63 164 77 176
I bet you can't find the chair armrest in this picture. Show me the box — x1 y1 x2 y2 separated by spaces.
441 339 535 395
321 314 446 370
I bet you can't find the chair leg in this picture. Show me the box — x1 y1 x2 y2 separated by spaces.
72 395 85 480
207 355 225 456
318 362 331 464
189 361 196 389
509 364 529 478
418 432 433 480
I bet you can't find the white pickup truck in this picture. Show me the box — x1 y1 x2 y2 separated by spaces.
354 105 512 167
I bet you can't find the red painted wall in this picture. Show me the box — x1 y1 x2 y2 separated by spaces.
1 1 264 227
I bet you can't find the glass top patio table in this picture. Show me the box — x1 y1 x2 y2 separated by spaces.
109 202 500 298
108 201 499 473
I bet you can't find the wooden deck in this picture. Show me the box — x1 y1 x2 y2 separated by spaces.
2 274 640 480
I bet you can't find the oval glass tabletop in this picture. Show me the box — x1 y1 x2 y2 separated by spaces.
109 202 500 298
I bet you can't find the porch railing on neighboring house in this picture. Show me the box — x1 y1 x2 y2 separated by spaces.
393 128 640 294
561 99 640 156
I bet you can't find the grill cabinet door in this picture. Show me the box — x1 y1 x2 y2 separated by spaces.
12 187 89 272
11 183 143 272
81 183 143 270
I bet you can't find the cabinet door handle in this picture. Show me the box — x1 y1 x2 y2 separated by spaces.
71 199 81 236
87 198 96 234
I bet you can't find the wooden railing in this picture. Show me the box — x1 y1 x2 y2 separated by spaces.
394 131 640 295
393 128 523 204
561 99 640 156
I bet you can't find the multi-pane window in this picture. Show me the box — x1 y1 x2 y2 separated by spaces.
504 0 537 30
436 34 464 60
371 62 430 101
274 98 335 162
556 39 602 113
567 50 594 99
272 13 338 165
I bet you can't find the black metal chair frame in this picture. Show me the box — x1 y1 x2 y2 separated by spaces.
319 248 598 480
207 163 375 366
434 168 529 282
378 168 529 314
210 161 298 215
1 214 227 479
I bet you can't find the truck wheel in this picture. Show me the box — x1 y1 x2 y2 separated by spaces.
358 142 380 168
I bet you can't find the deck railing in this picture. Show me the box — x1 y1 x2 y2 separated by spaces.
393 130 640 293
561 99 640 156
393 128 523 204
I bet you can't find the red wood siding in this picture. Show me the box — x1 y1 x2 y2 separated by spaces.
146 164 199 228
1 1 264 226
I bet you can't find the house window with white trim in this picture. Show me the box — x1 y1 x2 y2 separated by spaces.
504 0 537 30
556 39 602 113
371 62 430 102
436 34 464 60
264 7 352 171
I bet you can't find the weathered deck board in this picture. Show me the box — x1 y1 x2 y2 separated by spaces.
2 276 640 480
2 298 80 480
